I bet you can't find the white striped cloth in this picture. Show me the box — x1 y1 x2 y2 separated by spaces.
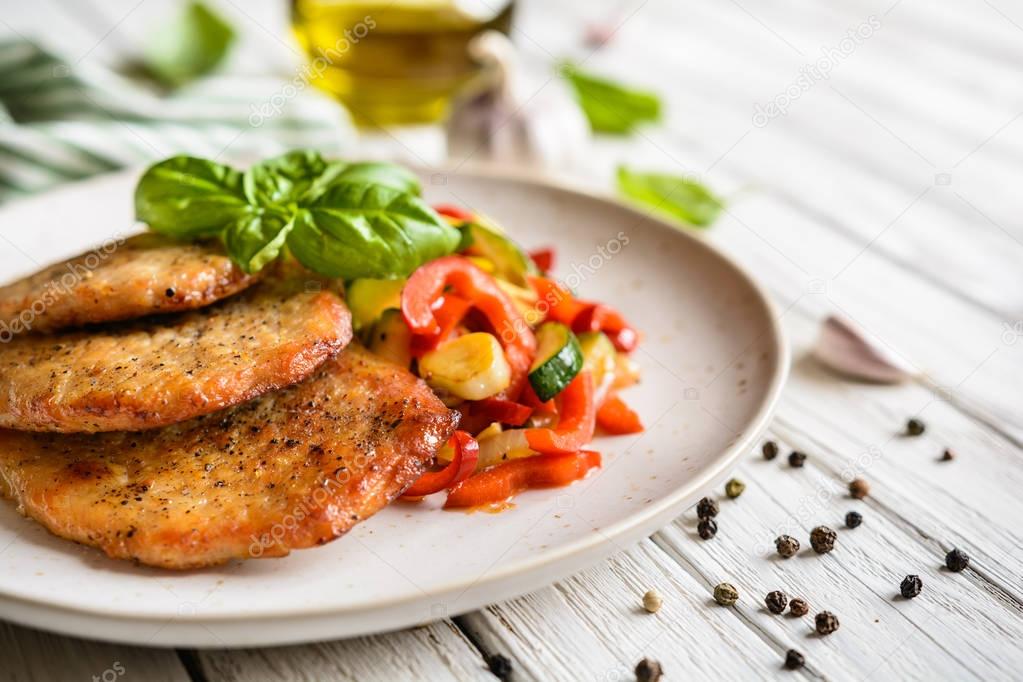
0 39 356 202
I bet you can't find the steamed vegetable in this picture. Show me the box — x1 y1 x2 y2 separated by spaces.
367 309 412 368
403 431 480 497
347 278 405 332
419 333 512 401
528 322 583 401
444 450 601 508
525 371 595 454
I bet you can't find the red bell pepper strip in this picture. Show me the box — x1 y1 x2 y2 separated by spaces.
403 431 480 497
403 256 536 396
469 398 533 427
525 372 595 454
528 276 587 326
571 303 640 353
410 294 472 357
520 382 556 413
444 450 602 509
528 247 555 273
432 204 474 222
596 394 644 434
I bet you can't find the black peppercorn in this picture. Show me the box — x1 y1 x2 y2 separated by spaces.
941 448 955 461
762 440 779 460
789 598 809 616
698 518 718 540
900 575 923 599
765 590 788 614
784 649 805 670
815 610 840 635
775 535 800 558
945 548 970 572
848 478 869 499
696 496 719 519
845 511 863 529
635 658 663 682
788 451 806 468
906 418 925 436
810 526 837 554
164 287 175 298
487 654 513 680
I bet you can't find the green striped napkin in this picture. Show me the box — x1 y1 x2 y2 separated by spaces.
0 39 355 202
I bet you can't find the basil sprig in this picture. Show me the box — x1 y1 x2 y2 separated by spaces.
134 151 459 278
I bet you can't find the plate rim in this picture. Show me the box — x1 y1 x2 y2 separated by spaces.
0 163 789 641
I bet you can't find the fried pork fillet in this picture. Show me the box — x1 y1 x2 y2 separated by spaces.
0 234 260 334
0 271 351 432
0 345 457 569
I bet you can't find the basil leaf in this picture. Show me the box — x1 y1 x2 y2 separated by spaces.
243 150 329 206
286 183 460 279
143 1 235 87
223 209 294 273
329 162 421 196
560 63 661 134
616 166 724 228
135 156 250 238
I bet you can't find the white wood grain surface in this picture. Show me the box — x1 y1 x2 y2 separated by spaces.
2 0 1022 679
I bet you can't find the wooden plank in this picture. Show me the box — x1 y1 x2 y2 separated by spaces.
0 620 190 682
196 621 493 682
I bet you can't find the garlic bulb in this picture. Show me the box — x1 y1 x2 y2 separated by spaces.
446 31 590 169
813 314 917 384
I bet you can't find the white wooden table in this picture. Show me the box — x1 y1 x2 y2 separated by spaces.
3 0 1023 679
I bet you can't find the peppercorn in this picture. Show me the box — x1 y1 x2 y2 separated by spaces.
765 590 788 614
698 518 718 540
941 448 955 461
762 440 779 460
849 478 869 499
696 496 719 519
775 535 800 558
788 451 807 468
815 611 840 635
713 582 739 606
906 418 925 436
725 478 745 498
784 649 805 670
845 511 863 529
810 526 837 554
642 590 662 613
635 658 663 682
788 598 809 617
487 654 513 680
900 575 923 599
945 548 970 572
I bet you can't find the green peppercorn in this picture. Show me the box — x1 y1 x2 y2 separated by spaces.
725 478 745 498
906 418 925 436
713 582 739 606
900 575 923 599
762 440 779 460
845 511 863 529
635 658 663 682
848 478 869 499
810 526 837 554
815 610 840 635
765 590 788 614
788 598 809 617
487 654 513 681
775 535 800 558
784 649 805 670
696 496 719 519
945 548 970 572
698 518 718 540
788 451 807 468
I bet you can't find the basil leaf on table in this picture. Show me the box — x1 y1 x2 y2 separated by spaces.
143 1 235 87
287 183 461 279
560 63 661 134
134 156 251 238
223 210 294 274
616 166 724 228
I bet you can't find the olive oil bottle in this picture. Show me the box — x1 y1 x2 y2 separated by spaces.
291 0 514 126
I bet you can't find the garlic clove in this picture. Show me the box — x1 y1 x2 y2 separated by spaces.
813 314 918 384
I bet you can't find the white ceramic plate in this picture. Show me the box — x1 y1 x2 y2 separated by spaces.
0 166 787 647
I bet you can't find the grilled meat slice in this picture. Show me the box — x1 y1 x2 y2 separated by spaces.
0 345 457 569
0 271 351 432
0 233 260 335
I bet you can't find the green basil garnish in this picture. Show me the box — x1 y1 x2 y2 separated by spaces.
134 150 460 278
616 166 724 228
560 63 661 135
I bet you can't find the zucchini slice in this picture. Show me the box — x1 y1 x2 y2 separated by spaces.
462 220 538 286
528 322 584 401
348 278 405 332
368 308 412 369
419 332 512 401
578 331 617 405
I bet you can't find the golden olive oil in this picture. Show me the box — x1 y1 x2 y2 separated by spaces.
291 0 514 126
